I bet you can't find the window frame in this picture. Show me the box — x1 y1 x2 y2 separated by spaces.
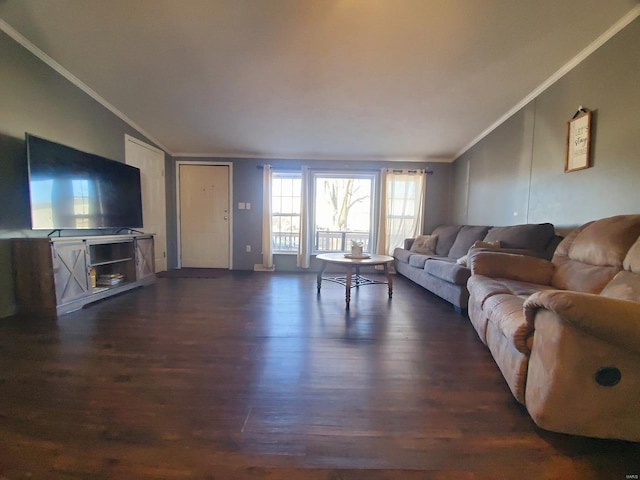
310 170 379 254
271 171 302 254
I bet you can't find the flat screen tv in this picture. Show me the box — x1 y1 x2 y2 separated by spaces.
26 133 143 230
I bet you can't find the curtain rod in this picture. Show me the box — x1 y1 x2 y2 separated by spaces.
256 165 300 170
388 168 434 175
257 165 434 174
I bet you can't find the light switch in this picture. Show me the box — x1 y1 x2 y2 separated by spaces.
238 202 245 210
245 203 251 210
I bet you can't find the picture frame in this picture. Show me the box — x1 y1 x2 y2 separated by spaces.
565 110 592 172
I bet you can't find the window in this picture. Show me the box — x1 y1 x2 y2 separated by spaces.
72 179 91 228
271 172 301 252
270 169 418 259
312 172 376 253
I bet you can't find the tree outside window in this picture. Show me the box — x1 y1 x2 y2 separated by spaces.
313 173 375 253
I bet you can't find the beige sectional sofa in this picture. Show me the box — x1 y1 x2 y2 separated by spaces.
467 214 640 441
393 223 559 312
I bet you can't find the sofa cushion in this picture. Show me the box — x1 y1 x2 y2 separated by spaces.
601 238 640 300
549 216 640 293
410 234 438 254
468 275 554 311
623 238 640 273
568 215 640 268
552 256 620 294
424 258 470 285
483 223 555 251
448 225 491 259
473 240 502 250
600 271 640 302
467 275 512 308
393 247 413 264
431 225 462 256
496 279 555 298
483 294 532 354
455 240 501 267
409 253 437 269
553 223 589 259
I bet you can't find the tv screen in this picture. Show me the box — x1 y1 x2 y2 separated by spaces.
26 133 143 230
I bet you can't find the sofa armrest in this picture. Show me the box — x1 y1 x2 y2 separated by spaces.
524 290 640 354
404 238 415 250
469 251 555 285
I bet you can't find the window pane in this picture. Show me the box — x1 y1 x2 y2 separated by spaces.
313 175 373 253
271 173 301 252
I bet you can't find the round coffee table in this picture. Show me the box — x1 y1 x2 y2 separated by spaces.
316 253 394 309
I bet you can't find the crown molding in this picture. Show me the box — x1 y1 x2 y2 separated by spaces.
453 4 640 161
172 151 450 163
0 18 170 154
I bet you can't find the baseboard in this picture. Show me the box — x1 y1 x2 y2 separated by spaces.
253 264 275 272
0 305 16 319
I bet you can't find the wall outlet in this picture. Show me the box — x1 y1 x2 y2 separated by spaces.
246 245 251 252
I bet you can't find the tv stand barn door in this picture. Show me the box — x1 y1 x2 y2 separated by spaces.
52 240 90 305
12 234 155 317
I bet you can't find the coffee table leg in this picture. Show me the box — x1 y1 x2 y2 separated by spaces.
384 262 393 298
345 265 352 309
317 261 326 292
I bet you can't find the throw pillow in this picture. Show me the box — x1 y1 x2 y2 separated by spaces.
410 234 438 255
471 240 502 250
459 240 502 268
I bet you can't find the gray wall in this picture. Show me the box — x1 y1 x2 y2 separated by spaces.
0 25 452 317
170 157 452 272
452 18 640 230
5 16 636 317
0 31 169 317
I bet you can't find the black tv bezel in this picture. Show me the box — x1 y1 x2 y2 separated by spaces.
25 133 144 231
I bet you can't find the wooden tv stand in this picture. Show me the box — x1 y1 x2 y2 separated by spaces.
12 234 155 317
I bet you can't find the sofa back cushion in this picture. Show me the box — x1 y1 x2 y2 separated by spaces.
552 215 640 293
600 237 640 302
448 225 491 259
552 257 620 294
431 225 462 256
569 215 640 267
623 236 640 273
483 223 556 251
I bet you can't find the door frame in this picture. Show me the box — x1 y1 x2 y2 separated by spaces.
125 134 167 272
176 160 233 269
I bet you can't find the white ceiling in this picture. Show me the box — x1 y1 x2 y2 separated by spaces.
0 0 638 161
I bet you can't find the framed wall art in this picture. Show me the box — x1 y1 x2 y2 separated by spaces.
565 107 592 172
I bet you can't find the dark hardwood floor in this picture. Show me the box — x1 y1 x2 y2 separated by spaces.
0 271 638 479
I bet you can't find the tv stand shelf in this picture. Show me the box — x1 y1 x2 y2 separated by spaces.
92 258 134 267
12 234 155 317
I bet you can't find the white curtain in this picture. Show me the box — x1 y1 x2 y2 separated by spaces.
297 166 310 268
377 168 425 256
261 164 274 268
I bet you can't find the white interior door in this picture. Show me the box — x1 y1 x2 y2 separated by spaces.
125 135 167 272
179 164 230 268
